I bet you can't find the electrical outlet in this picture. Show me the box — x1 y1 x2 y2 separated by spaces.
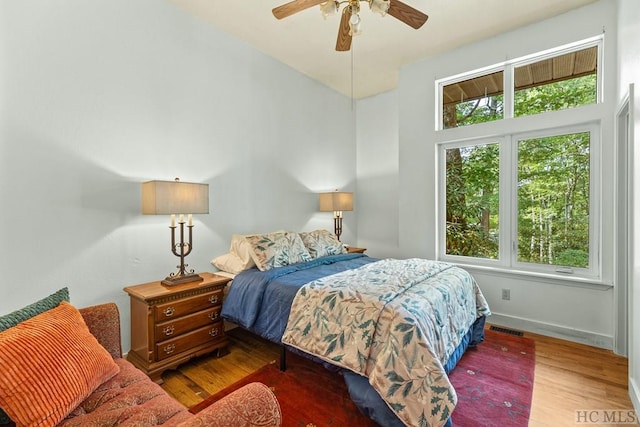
501 288 511 301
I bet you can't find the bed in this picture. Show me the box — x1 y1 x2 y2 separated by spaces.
217 231 490 427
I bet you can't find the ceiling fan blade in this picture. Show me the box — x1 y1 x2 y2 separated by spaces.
335 7 352 51
387 0 429 29
272 0 327 19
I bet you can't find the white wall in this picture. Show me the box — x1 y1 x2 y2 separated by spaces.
356 0 619 348
356 90 400 256
0 0 356 351
617 0 640 415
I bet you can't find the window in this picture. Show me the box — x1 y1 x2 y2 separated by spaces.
440 126 598 277
445 142 500 259
438 42 600 130
442 71 504 129
516 131 591 270
437 37 602 279
514 46 598 118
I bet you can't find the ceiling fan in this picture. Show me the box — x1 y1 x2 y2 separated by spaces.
272 0 429 51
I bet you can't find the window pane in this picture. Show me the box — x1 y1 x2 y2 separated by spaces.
514 46 597 117
445 143 499 258
442 71 504 129
517 132 590 268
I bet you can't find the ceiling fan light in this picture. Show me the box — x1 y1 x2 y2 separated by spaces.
319 1 338 19
349 12 362 36
370 0 390 16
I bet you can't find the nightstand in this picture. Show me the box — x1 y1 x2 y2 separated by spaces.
346 246 367 254
123 272 231 383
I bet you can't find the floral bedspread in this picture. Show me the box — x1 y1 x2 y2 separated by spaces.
281 258 491 427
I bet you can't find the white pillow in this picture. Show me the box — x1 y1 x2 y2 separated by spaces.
230 234 257 270
210 234 257 274
211 252 245 275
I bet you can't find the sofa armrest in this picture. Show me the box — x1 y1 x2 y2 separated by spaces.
178 382 281 427
79 303 123 359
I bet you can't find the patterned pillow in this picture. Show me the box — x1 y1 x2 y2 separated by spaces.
0 302 120 427
300 229 347 259
0 287 69 425
245 231 312 271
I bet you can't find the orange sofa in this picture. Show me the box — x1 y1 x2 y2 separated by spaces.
1 302 281 427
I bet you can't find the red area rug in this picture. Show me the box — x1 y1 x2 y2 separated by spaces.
190 329 535 426
449 329 535 426
190 350 377 427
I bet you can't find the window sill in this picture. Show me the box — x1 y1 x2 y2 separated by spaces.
452 262 612 291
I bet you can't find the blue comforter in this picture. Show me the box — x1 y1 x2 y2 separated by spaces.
221 253 377 343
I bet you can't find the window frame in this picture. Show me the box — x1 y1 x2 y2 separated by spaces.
435 36 603 131
510 124 600 278
437 136 508 266
435 36 604 282
437 123 601 280
436 65 505 130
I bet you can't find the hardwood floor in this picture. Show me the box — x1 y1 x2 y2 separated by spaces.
160 326 635 426
160 326 280 409
527 330 634 426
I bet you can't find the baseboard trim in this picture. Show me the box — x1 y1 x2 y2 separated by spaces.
488 313 613 350
630 376 640 418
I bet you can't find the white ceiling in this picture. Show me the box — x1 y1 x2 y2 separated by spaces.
169 0 598 99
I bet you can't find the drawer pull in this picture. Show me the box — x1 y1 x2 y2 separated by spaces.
163 344 176 355
208 311 219 321
162 325 175 336
209 328 219 337
208 295 219 304
163 307 175 317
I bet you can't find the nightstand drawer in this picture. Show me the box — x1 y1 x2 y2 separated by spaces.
154 289 223 322
154 307 222 341
156 323 224 361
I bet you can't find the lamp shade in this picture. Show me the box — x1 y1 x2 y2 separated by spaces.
319 191 353 212
142 180 209 215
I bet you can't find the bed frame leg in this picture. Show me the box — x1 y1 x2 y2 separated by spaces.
280 345 287 372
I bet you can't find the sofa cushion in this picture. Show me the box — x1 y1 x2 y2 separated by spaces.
59 358 192 426
0 302 119 427
0 287 69 425
0 287 71 425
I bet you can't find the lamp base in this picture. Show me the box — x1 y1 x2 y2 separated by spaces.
161 273 203 287
334 216 343 241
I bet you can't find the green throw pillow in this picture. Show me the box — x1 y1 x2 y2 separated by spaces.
0 287 69 332
0 287 70 424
